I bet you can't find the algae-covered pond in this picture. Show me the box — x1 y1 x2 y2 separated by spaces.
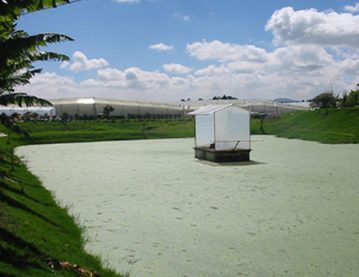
16 136 359 277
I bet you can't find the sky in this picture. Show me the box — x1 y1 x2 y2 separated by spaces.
15 0 359 103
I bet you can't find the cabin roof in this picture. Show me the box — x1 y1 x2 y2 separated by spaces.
188 104 233 115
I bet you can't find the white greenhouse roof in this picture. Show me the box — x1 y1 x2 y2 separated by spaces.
189 104 232 115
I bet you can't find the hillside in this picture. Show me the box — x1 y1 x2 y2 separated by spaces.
0 136 128 276
261 108 359 143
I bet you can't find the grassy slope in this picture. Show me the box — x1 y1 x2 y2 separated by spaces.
0 135 127 276
262 108 359 143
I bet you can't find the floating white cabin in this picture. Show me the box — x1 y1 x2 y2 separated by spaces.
189 104 251 162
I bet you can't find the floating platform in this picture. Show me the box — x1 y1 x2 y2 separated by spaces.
194 147 250 162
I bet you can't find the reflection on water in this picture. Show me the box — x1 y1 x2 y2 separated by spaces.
16 136 359 277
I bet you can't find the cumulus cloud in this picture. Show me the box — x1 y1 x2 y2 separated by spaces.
21 6 359 102
270 45 334 72
149 43 174 51
163 63 192 74
338 58 359 75
29 72 75 86
88 67 171 90
191 43 334 77
344 3 359 13
28 40 357 102
195 65 229 76
61 51 109 72
186 40 268 62
265 7 359 48
183 38 352 99
125 71 138 80
17 72 82 99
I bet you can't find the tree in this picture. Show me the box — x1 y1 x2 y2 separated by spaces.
0 1 78 31
103 105 114 119
310 92 338 110
340 90 359 108
61 112 70 122
0 25 73 106
0 0 77 138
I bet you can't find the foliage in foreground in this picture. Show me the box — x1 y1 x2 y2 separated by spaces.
0 0 76 140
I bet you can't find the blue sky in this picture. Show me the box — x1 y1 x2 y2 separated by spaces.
16 0 359 102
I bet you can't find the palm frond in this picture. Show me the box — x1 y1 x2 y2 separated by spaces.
31 51 70 62
0 69 42 92
0 32 73 60
0 1 72 17
2 51 69 75
0 93 52 107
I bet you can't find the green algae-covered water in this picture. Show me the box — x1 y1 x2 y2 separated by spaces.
17 136 359 277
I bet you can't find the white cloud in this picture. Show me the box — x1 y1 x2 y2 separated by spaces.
88 67 171 90
80 79 102 87
191 43 334 80
20 7 359 103
163 63 192 74
18 72 83 99
184 38 353 99
186 40 268 62
61 51 109 72
265 7 359 48
29 72 75 86
195 65 229 76
344 3 359 13
270 45 334 72
25 40 358 102
149 43 174 51
338 59 359 75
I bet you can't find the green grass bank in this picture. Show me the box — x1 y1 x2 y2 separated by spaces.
16 118 195 145
261 107 359 143
0 140 129 276
1 109 358 276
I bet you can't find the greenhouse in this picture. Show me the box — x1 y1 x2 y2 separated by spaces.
51 98 185 118
189 104 251 162
0 105 55 117
0 97 310 119
188 100 310 116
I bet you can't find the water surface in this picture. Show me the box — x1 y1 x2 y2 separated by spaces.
17 136 359 277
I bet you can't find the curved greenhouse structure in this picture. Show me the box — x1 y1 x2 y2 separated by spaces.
0 98 310 118
187 100 310 116
51 98 185 118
